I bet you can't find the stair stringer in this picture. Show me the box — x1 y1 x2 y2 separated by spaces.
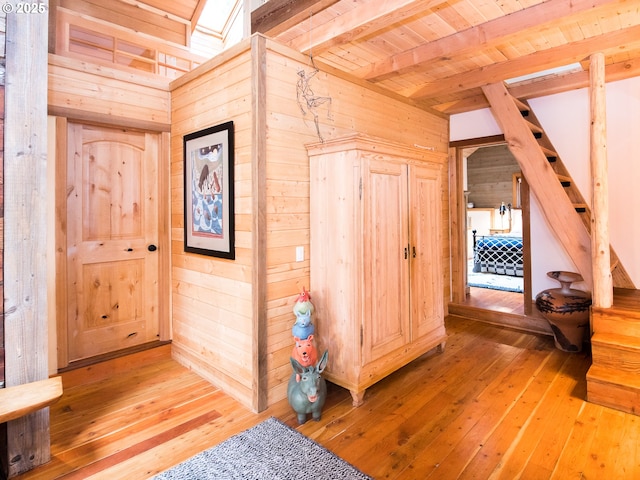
481 82 593 288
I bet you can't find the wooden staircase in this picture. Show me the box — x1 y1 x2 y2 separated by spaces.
482 81 639 415
516 98 634 289
481 82 635 289
482 82 593 286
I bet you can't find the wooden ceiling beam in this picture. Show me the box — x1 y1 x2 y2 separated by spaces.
511 57 640 98
251 0 339 36
435 56 640 114
405 24 640 101
357 0 622 82
284 0 441 53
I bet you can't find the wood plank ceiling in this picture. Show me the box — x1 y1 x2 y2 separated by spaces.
250 0 640 114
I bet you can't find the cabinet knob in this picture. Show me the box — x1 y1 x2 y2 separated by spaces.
148 244 157 252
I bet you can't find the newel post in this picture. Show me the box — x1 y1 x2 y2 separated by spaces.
589 52 613 308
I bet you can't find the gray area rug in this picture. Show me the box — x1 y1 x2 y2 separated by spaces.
153 417 373 479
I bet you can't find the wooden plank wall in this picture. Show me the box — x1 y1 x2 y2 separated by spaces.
48 54 171 131
467 144 520 209
169 34 449 411
54 0 189 46
170 42 258 409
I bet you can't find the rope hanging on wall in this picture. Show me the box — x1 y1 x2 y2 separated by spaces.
296 13 332 142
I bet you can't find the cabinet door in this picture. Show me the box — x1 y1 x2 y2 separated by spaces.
362 160 411 365
409 164 444 338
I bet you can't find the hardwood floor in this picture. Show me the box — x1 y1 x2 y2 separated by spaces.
450 286 552 336
15 316 640 479
461 286 527 314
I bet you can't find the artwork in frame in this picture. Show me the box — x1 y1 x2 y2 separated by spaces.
183 121 235 259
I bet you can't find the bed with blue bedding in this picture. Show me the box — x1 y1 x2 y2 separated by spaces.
472 230 523 277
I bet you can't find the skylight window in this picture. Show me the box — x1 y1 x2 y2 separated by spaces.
198 0 238 34
505 63 583 84
192 0 244 58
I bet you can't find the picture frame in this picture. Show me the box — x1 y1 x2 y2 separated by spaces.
183 121 235 259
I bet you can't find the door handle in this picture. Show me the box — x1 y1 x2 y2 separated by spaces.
148 244 157 252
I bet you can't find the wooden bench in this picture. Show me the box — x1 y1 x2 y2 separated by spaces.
0 377 63 423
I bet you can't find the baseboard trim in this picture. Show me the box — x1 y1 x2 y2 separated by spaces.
58 340 172 373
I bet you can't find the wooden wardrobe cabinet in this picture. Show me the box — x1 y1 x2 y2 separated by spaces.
307 134 447 406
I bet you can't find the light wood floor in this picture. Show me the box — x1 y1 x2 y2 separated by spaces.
450 286 552 336
15 316 640 479
462 286 527 314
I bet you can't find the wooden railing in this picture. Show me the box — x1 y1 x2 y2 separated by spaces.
55 8 206 80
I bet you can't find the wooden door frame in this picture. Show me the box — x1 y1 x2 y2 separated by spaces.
448 136 533 315
54 119 171 369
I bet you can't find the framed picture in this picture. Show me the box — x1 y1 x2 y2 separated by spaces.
183 121 235 259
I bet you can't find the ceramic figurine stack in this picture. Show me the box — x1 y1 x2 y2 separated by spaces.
287 287 329 424
292 286 315 342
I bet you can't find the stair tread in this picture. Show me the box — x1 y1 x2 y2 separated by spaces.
540 146 557 157
513 97 530 113
525 120 543 132
592 331 640 348
593 302 640 317
587 364 640 388
610 258 620 272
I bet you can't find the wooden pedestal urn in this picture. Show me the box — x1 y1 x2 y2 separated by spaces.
535 271 592 352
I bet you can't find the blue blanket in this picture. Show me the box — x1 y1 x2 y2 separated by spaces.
474 235 524 277
476 236 523 251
